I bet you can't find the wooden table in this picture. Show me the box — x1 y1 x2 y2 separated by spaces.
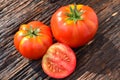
0 0 120 80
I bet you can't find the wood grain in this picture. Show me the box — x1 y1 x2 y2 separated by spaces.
0 0 120 80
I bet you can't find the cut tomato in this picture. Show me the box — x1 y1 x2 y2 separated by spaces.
42 43 76 78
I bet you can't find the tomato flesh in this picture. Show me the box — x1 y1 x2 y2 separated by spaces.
42 43 76 78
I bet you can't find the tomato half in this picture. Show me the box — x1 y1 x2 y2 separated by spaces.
51 4 98 48
42 43 76 78
14 21 53 59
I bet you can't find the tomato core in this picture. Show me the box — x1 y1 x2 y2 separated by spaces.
66 4 84 23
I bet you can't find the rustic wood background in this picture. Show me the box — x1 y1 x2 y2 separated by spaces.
0 0 120 80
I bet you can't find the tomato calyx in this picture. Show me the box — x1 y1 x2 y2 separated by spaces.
26 26 40 37
66 4 85 23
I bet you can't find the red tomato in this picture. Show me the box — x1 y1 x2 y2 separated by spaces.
42 43 76 78
51 4 98 48
14 21 53 59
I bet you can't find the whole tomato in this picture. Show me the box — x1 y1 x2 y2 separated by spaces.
51 4 98 48
14 21 53 59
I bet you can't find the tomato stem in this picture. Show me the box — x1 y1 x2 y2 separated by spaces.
27 26 40 37
66 4 85 23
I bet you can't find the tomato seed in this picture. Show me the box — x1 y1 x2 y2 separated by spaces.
49 65 53 71
48 64 51 68
52 68 55 72
58 69 62 72
64 56 68 60
66 59 70 62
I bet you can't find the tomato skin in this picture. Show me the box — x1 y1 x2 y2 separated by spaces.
14 30 27 51
14 21 53 59
51 4 98 48
42 43 76 79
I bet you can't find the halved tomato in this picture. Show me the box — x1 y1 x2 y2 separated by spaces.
42 43 76 78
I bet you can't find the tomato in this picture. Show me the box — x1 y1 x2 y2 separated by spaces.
14 21 53 59
51 4 98 48
42 43 76 78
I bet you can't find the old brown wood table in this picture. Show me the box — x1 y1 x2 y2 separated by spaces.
0 0 120 80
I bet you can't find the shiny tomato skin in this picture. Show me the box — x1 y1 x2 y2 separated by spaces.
51 4 98 48
14 30 27 51
14 21 53 60
42 43 76 79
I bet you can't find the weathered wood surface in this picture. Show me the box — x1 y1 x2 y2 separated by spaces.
0 0 120 80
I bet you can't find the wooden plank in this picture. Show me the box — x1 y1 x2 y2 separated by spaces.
0 0 120 80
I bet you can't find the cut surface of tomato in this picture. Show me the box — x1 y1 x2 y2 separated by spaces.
42 43 76 78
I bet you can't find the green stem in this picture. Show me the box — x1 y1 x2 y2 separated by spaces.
66 4 84 23
26 26 40 37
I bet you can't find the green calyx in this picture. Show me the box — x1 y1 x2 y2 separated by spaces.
66 4 84 23
27 26 40 37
